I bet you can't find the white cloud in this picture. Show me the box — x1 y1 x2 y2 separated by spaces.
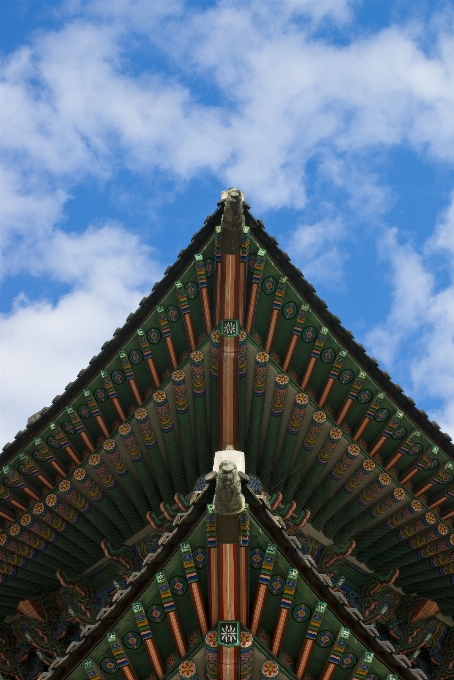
366 197 454 436
0 223 163 445
286 216 348 287
2 0 454 241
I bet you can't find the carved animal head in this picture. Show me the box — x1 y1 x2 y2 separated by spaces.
213 460 245 515
221 188 244 231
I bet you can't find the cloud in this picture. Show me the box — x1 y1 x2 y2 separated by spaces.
2 0 454 240
286 215 348 287
366 195 454 435
0 223 163 445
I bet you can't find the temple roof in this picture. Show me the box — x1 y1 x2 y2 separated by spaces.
0 192 453 680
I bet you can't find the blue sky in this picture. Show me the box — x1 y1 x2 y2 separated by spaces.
1 0 454 446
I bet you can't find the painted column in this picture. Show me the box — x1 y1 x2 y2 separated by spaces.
207 504 218 628
239 504 250 627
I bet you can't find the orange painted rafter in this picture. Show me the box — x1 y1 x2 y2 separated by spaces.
119 351 143 406
282 303 309 373
194 254 213 334
245 248 266 334
320 626 350 680
175 281 196 351
265 276 287 353
156 571 187 657
295 601 327 678
250 542 276 635
180 541 208 636
301 326 328 391
271 567 298 656
66 406 95 453
336 370 366 426
318 349 347 408
137 328 160 388
415 463 454 498
50 422 82 465
101 371 127 423
384 429 421 471
400 446 439 485
352 391 384 441
84 390 110 438
107 631 138 680
238 226 250 326
369 410 403 457
132 601 164 678
156 305 178 370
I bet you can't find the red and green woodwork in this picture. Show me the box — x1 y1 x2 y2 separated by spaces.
312 456 375 531
295 601 327 678
131 600 164 678
245 351 269 476
1 190 453 680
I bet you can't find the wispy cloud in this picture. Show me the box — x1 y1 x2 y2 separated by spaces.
0 223 162 443
366 194 454 435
